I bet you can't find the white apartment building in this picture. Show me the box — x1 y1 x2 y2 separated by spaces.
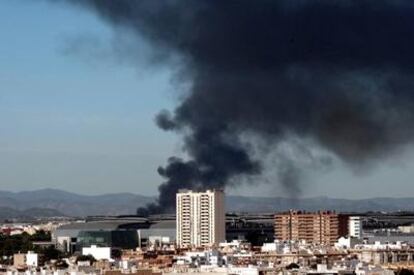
349 216 363 239
176 189 225 247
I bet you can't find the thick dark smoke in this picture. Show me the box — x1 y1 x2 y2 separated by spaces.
64 0 414 214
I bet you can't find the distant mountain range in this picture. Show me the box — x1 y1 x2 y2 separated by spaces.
0 189 154 218
225 196 414 213
1 188 414 218
0 207 64 220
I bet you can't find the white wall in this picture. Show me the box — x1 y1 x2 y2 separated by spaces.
26 251 38 267
82 245 111 260
349 216 362 239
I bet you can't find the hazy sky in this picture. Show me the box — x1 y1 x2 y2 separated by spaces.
1 1 414 198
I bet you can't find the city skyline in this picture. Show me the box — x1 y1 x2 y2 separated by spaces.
2 1 414 273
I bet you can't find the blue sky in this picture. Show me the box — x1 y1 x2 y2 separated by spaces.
0 1 180 195
2 1 414 198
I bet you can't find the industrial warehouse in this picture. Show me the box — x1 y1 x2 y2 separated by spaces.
52 212 275 254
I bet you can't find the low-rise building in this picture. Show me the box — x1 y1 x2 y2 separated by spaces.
82 245 112 261
13 251 38 268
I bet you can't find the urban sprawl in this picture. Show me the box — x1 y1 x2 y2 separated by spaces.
1 189 414 275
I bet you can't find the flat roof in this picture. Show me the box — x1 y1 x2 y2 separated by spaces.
149 220 176 229
57 220 149 231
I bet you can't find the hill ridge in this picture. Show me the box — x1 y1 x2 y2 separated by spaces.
1 189 414 217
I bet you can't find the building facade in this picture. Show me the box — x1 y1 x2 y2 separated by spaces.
348 216 363 239
274 210 341 245
53 217 175 253
176 189 225 247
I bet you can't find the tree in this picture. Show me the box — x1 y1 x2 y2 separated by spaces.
40 246 62 262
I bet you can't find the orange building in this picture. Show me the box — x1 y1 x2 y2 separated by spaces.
274 210 345 245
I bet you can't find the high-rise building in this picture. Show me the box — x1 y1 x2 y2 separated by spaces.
348 216 363 239
176 189 225 248
274 210 341 245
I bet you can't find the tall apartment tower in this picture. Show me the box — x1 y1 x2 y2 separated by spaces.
176 189 225 248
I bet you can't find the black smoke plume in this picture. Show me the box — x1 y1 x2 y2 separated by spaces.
64 0 414 214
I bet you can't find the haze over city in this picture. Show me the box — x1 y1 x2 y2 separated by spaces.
2 0 414 201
